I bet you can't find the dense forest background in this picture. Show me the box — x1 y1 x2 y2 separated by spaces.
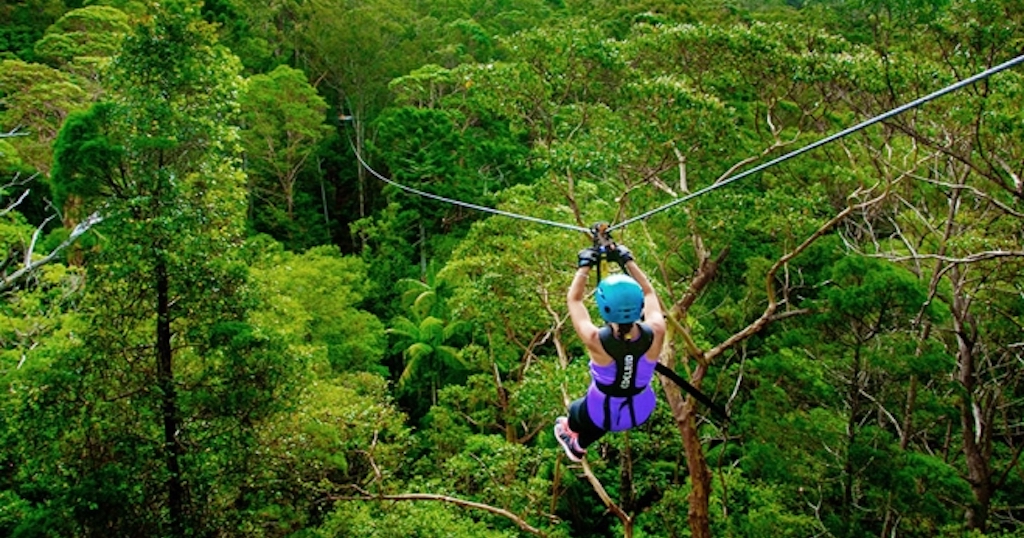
1 0 1022 537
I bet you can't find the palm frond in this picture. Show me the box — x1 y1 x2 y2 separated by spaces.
443 319 472 341
419 316 445 344
387 316 420 339
411 289 437 320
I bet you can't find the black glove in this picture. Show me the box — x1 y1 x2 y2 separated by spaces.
607 244 634 265
577 247 600 268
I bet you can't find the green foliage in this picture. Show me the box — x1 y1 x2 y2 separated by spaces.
316 500 519 538
247 372 409 534
438 434 549 511
350 202 427 320
443 221 571 367
0 259 85 530
0 200 33 265
371 103 533 225
417 356 570 453
32 5 129 68
418 0 556 64
386 271 475 419
0 0 67 62
0 139 23 171
286 0 427 119
0 58 89 175
239 64 333 249
5 1 1024 536
48 101 123 208
815 255 933 340
705 469 821 538
249 241 386 375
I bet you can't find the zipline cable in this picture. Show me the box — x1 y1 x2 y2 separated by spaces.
353 54 1024 235
608 53 1024 232
352 149 590 233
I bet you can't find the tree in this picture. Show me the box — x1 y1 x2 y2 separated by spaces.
0 59 88 176
807 256 950 535
37 1 295 535
278 0 425 226
834 2 1024 529
239 64 332 248
387 272 472 418
32 5 130 74
248 241 386 375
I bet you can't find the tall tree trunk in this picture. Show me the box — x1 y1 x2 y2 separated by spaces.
843 346 863 536
952 278 992 532
156 260 184 537
681 393 712 538
660 344 713 538
661 247 725 538
353 113 366 220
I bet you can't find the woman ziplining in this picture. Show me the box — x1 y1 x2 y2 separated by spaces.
553 226 729 460
554 241 667 461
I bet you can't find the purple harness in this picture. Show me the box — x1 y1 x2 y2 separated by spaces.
585 324 657 431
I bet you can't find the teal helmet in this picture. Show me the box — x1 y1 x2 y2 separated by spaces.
595 274 644 324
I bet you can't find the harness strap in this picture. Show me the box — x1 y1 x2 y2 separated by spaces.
654 363 730 423
598 395 640 431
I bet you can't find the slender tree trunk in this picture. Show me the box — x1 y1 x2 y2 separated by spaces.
958 348 993 531
156 260 184 537
354 113 366 220
284 175 295 220
62 194 86 266
952 281 992 532
419 221 427 280
843 346 863 536
620 434 635 512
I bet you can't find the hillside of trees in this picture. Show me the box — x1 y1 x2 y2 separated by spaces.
2 0 1022 536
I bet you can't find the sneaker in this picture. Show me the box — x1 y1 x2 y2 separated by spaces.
554 416 586 462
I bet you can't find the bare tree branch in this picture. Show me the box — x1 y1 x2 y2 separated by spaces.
1 186 31 216
906 171 1024 219
874 250 1024 265
0 211 102 293
2 127 28 138
1 171 38 215
704 187 888 363
331 492 547 536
